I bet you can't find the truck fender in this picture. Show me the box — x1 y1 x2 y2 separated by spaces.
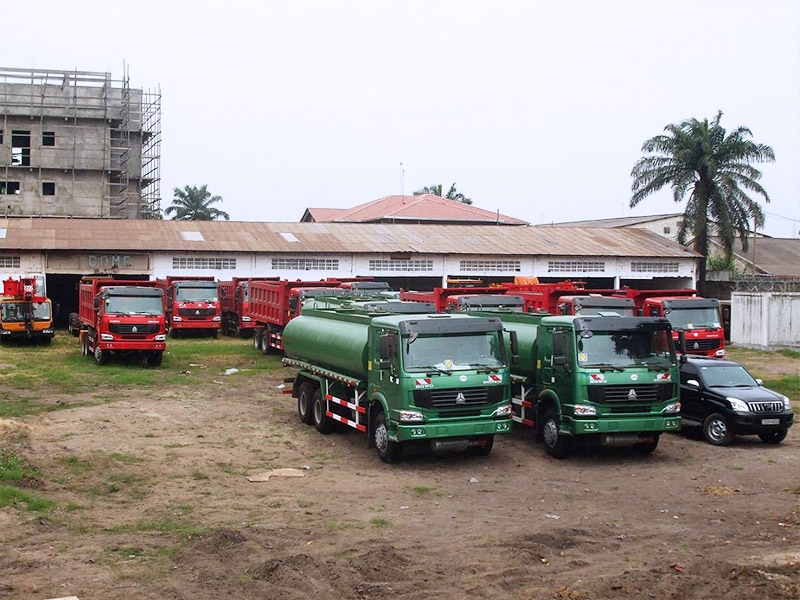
292 372 324 398
536 390 561 439
366 395 390 449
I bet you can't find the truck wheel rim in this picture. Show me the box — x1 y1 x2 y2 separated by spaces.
543 420 559 448
375 424 388 452
707 419 727 442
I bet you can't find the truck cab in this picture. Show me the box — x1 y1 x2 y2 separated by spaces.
556 295 635 317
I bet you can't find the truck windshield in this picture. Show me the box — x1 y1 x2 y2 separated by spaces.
665 307 721 330
176 286 218 302
576 329 675 369
106 295 164 316
1 301 51 322
403 332 505 373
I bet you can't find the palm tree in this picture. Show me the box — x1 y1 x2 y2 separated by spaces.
165 185 230 221
414 182 473 205
630 111 774 294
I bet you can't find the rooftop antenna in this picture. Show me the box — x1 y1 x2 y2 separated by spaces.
400 162 405 203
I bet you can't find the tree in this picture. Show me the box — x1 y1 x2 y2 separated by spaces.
414 182 473 205
165 184 230 221
630 111 774 294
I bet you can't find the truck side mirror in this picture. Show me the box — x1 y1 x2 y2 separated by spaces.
678 330 687 363
378 333 393 362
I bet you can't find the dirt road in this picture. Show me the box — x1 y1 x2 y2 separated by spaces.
1 350 798 599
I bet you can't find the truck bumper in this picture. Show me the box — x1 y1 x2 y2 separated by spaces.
1 328 54 339
172 321 219 329
567 415 682 435
100 341 166 351
394 417 512 442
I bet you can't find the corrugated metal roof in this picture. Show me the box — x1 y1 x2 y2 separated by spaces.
712 237 800 277
305 194 529 225
0 217 700 258
541 213 683 228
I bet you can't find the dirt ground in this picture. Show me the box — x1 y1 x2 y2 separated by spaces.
1 347 799 600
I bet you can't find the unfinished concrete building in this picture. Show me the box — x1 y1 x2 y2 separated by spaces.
0 67 161 219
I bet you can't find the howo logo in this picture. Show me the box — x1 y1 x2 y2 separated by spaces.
131 326 138 333
455 392 466 405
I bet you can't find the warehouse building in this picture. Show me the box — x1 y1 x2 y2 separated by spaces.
0 217 699 325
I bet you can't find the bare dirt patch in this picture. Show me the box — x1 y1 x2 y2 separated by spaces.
0 350 798 599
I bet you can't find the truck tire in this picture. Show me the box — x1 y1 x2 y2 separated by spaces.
94 345 110 365
633 433 660 455
68 313 80 337
297 382 315 425
542 408 571 459
81 333 89 356
260 331 270 355
702 412 733 446
312 389 333 434
758 429 787 444
374 410 401 463
467 435 494 457
146 351 163 367
253 330 262 350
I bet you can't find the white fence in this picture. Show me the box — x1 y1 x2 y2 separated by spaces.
731 292 800 350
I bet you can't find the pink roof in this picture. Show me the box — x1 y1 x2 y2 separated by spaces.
304 194 528 225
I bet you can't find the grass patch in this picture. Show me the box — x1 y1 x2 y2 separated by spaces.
411 486 433 496
0 485 53 511
762 375 800 403
371 517 389 527
0 448 39 482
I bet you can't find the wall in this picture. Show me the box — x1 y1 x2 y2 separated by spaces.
731 292 800 350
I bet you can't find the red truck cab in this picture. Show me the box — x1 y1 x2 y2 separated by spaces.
77 278 166 366
156 276 220 338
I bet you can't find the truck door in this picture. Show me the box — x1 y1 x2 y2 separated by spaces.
540 327 575 407
374 328 402 410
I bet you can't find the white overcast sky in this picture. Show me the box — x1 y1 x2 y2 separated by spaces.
5 0 800 237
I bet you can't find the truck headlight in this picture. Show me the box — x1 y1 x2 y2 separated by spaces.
173 316 183 322
242 316 251 322
573 404 597 416
100 333 114 341
495 403 513 417
212 316 221 321
715 349 725 357
155 334 166 341
399 410 424 423
726 397 749 413
663 402 681 414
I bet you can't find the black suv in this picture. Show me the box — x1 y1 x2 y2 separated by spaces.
679 356 794 445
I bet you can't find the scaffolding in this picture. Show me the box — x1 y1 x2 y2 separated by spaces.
0 66 161 219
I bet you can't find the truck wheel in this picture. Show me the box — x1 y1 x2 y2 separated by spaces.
81 334 89 357
702 412 733 446
68 313 80 337
633 433 660 455
758 429 787 444
374 411 401 463
253 330 262 350
467 435 494 456
297 382 315 425
94 345 110 365
146 351 163 367
542 408 571 459
260 332 270 355
312 389 333 434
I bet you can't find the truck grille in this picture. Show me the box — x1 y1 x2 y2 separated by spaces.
109 323 161 334
413 386 504 409
747 401 784 413
588 383 672 404
685 338 721 351
177 308 216 318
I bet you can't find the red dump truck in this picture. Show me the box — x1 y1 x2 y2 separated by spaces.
77 278 166 366
614 289 725 357
218 277 278 337
399 287 525 313
249 279 352 353
156 276 221 338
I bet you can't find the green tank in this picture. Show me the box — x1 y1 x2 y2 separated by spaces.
282 310 371 380
472 311 544 376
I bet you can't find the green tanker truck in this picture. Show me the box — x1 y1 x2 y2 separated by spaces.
473 311 682 458
282 307 514 462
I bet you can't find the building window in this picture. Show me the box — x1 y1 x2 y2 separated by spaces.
631 261 679 273
172 257 236 270
42 131 55 147
460 260 521 272
11 131 31 166
369 259 433 272
0 130 3 144
0 255 21 268
548 260 605 273
1 181 21 195
271 257 338 270
42 182 55 196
